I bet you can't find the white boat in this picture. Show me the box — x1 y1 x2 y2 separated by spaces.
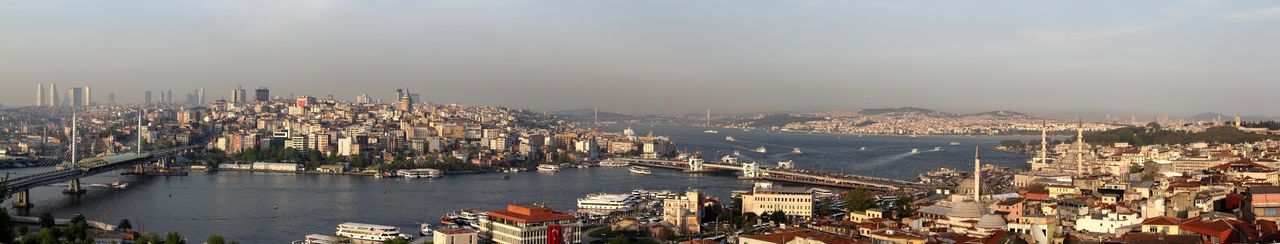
629 166 652 175
296 234 345 244
111 181 128 189
859 146 866 151
704 130 719 134
335 222 405 242
792 148 802 153
599 159 629 167
578 193 641 214
911 148 919 154
537 164 561 172
933 147 943 151
397 169 442 178
725 136 736 141
755 146 767 153
420 223 433 237
949 142 961 145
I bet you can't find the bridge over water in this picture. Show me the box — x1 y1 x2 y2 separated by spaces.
614 157 934 192
2 145 202 208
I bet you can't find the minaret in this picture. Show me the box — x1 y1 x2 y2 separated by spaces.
973 146 982 201
1076 119 1085 175
1235 113 1242 127
1040 119 1048 165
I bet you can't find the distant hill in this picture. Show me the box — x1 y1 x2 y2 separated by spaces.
741 114 823 128
552 109 640 121
1186 112 1276 123
963 110 1036 119
858 107 956 118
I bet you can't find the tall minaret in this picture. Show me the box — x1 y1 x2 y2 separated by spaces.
1076 119 1085 175
1235 113 1242 127
1040 119 1048 165
973 146 982 201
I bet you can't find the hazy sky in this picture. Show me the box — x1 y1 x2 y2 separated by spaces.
2 0 1279 117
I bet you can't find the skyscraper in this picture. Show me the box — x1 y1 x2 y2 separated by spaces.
68 87 85 107
36 84 43 107
84 85 92 106
145 91 152 104
255 87 270 101
108 93 115 105
167 90 173 104
50 83 58 107
198 88 206 105
232 86 247 104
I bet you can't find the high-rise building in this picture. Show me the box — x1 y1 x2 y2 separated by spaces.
232 86 247 104
84 86 91 106
145 91 152 104
108 93 115 105
36 84 43 107
255 87 270 101
68 87 85 107
50 83 58 107
167 90 173 104
198 88 205 105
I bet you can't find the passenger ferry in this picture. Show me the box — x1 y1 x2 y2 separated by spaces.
396 169 442 178
578 193 640 214
755 146 767 153
629 166 652 175
599 159 629 167
949 142 961 145
335 223 408 242
537 164 561 172
704 130 719 134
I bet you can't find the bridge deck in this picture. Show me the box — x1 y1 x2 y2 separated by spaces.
615 158 933 192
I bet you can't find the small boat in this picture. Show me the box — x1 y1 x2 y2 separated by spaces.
629 166 652 175
733 150 741 156
502 175 511 180
911 148 919 154
756 146 767 153
704 130 719 134
949 142 961 145
792 148 802 153
725 136 736 141
111 181 128 189
933 147 943 151
537 164 560 172
859 146 866 151
420 223 433 237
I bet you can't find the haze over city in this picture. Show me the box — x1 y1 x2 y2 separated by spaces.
4 0 1280 116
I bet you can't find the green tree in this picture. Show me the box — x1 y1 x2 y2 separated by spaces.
117 219 132 231
37 213 54 229
0 208 13 243
383 237 410 244
844 188 876 212
206 234 226 244
164 232 185 244
769 210 787 224
894 195 915 219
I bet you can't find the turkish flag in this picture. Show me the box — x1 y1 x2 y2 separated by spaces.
547 225 563 244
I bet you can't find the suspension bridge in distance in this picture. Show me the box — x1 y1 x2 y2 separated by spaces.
2 145 202 208
613 157 933 192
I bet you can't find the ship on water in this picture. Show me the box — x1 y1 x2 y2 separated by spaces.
755 146 767 153
629 166 652 175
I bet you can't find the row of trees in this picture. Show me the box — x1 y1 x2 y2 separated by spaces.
1085 124 1271 146
844 188 915 219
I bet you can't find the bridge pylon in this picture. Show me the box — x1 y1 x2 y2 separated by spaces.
12 190 33 208
62 178 85 194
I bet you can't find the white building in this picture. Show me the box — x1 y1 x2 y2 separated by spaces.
1074 211 1141 235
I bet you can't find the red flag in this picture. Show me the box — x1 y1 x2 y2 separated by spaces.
547 225 563 244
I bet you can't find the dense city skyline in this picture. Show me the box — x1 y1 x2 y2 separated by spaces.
3 0 1280 115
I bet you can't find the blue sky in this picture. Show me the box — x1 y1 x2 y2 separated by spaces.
2 0 1279 117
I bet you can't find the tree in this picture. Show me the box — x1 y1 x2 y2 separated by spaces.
894 195 915 219
164 232 186 244
117 219 132 231
769 210 788 224
38 213 54 229
738 212 758 229
845 188 876 212
383 237 410 244
0 208 13 243
206 234 226 244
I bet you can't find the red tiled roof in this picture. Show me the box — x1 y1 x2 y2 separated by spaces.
1142 216 1183 226
487 204 575 223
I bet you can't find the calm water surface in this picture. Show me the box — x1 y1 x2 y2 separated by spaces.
2 125 1029 243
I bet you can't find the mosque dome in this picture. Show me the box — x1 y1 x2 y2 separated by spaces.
955 178 980 196
948 200 983 219
976 214 1008 229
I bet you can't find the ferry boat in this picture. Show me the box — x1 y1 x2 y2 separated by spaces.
949 142 961 145
755 146 767 153
792 148 802 153
933 147 943 151
335 223 408 242
704 130 719 134
419 223 433 237
599 159 629 167
396 169 442 178
110 181 128 189
578 193 641 214
537 164 560 172
911 148 919 154
629 166 652 175
294 234 345 244
725 136 736 141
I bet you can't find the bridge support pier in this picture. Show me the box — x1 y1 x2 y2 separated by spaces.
12 190 33 208
63 178 85 194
